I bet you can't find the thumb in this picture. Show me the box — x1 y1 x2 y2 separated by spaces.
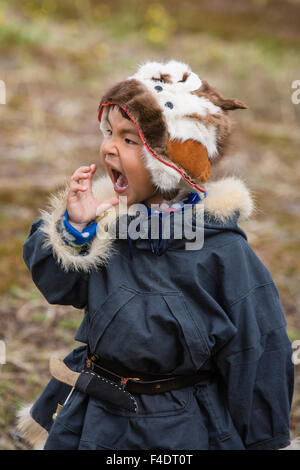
96 197 119 217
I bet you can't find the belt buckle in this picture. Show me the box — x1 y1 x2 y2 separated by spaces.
120 376 141 385
87 356 141 387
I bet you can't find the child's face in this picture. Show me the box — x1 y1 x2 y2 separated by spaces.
100 106 163 207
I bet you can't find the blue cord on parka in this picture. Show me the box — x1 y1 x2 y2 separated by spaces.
127 191 203 259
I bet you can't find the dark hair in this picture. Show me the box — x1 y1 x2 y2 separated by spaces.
110 104 131 121
110 104 180 201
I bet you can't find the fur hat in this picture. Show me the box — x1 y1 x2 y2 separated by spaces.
98 59 247 196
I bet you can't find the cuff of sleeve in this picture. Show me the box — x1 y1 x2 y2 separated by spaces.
246 435 290 450
62 210 98 249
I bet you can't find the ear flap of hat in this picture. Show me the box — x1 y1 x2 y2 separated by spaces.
167 139 211 183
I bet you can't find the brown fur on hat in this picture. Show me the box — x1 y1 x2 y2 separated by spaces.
98 60 247 193
99 79 168 156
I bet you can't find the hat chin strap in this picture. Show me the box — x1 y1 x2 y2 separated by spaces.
141 146 207 197
141 146 182 192
98 102 207 194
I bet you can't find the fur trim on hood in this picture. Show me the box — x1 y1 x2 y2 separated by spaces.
37 174 255 273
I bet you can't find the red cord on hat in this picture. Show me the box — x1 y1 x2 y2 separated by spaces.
98 102 207 194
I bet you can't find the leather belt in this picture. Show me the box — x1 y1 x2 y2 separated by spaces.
85 351 212 395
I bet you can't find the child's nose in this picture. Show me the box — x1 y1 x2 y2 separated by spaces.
101 136 119 156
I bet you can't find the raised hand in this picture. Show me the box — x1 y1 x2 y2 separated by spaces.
66 164 119 231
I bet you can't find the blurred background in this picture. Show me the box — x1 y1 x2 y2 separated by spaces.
0 0 299 449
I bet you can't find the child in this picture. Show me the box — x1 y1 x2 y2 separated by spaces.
18 60 294 450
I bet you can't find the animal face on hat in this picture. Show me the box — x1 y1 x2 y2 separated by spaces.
98 60 247 194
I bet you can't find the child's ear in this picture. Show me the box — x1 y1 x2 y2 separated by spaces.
192 80 248 111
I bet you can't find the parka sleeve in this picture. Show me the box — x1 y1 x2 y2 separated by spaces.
213 239 294 450
23 218 89 308
23 180 116 308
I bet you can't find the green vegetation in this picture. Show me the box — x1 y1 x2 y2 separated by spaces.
0 0 299 448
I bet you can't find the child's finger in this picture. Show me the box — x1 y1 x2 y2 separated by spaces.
71 166 92 182
69 181 88 194
96 198 119 216
73 166 91 176
78 166 91 172
87 164 97 180
72 172 89 184
72 164 96 182
106 197 119 205
80 164 97 188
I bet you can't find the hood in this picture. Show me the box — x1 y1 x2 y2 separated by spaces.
39 174 256 272
114 176 253 258
123 210 249 258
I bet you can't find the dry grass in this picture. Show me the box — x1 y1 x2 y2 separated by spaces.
0 0 299 449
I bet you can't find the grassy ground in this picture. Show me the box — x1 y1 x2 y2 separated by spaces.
0 0 299 449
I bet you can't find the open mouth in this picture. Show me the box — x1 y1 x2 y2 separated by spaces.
111 168 129 193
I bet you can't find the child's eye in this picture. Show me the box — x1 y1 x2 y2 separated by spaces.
102 129 137 145
125 138 137 145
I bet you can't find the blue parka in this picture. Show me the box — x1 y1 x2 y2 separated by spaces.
22 175 294 450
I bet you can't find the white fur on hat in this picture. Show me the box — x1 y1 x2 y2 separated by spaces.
99 59 247 193
128 60 221 159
